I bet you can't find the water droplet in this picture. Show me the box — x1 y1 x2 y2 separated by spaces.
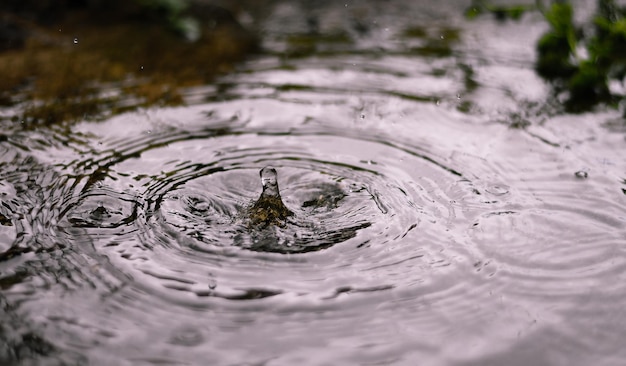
73 38 78 44
208 276 217 289
260 166 279 197
575 170 588 179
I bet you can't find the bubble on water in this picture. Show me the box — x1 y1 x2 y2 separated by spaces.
575 170 588 179
349 183 366 193
169 327 204 347
486 184 509 196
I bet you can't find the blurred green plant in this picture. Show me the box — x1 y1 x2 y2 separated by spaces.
136 0 200 41
467 0 626 113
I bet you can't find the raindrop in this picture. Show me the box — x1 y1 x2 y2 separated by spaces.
73 38 78 44
575 170 588 179
208 276 217 290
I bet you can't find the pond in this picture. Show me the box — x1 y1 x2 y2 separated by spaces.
1 0 625 365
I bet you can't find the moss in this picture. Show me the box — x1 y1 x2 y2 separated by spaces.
464 0 534 21
0 3 258 128
282 31 353 58
400 26 460 58
402 26 428 39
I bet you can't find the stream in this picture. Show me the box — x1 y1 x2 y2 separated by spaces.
1 0 625 365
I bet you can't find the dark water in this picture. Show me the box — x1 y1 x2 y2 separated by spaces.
1 0 626 365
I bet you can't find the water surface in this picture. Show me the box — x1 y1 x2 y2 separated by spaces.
1 1 625 365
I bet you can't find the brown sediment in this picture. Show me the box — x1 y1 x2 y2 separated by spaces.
0 2 258 128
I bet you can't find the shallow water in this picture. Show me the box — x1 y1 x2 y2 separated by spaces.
1 0 626 365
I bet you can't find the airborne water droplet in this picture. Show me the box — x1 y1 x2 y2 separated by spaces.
208 277 217 290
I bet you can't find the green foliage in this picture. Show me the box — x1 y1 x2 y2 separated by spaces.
536 0 626 112
135 0 200 41
467 0 626 113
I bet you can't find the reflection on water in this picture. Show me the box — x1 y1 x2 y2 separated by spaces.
1 0 626 365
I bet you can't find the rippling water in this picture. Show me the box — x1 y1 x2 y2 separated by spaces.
1 0 626 365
